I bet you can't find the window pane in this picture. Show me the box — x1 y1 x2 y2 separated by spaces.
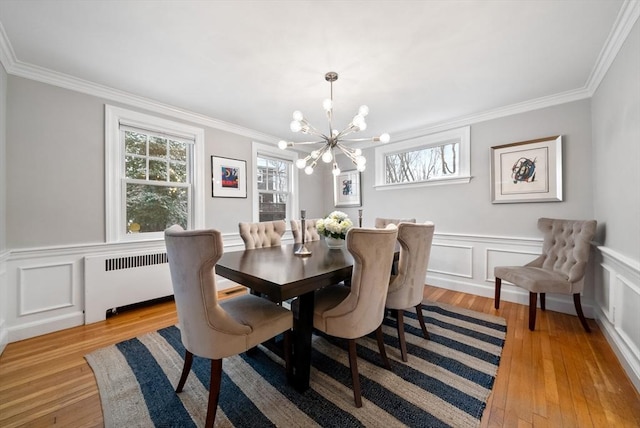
385 142 459 184
149 136 167 157
259 192 287 222
169 141 187 161
169 161 187 182
126 183 187 233
125 131 147 155
125 156 146 179
149 159 167 181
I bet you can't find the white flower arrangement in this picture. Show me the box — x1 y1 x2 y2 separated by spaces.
316 211 353 240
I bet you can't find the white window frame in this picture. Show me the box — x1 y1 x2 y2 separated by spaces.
105 105 205 242
374 126 471 190
252 141 299 225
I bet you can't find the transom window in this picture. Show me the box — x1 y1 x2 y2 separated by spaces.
375 126 471 189
105 105 205 242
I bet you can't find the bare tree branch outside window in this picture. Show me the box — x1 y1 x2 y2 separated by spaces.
385 142 459 184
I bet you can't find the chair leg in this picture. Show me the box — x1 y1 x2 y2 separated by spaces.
495 277 502 309
347 339 362 408
415 303 430 340
395 310 409 362
540 293 546 311
573 293 591 333
529 292 537 331
375 325 392 369
176 350 194 393
205 359 223 428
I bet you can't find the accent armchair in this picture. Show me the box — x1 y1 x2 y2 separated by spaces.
164 225 293 428
494 218 597 332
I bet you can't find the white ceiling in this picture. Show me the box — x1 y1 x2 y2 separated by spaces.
0 0 629 142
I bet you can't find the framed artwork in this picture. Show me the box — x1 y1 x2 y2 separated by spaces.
211 156 247 198
490 135 563 203
334 170 362 207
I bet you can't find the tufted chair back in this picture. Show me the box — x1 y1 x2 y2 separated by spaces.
375 217 416 228
534 217 597 287
290 219 321 243
238 220 286 249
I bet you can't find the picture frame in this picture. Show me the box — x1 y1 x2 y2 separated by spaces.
333 170 362 207
211 156 247 198
490 135 563 203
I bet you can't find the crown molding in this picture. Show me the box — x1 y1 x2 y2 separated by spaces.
586 0 640 96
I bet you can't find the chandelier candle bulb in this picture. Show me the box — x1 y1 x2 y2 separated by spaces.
279 71 390 175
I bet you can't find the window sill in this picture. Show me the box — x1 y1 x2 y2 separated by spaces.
374 175 472 191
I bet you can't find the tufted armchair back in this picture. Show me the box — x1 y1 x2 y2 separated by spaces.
238 220 286 249
290 219 321 243
528 218 597 287
375 217 416 228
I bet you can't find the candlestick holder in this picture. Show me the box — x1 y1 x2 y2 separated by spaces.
358 209 363 227
295 210 312 257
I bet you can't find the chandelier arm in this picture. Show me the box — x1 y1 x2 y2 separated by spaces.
338 137 378 143
336 144 359 163
291 140 328 145
301 121 329 139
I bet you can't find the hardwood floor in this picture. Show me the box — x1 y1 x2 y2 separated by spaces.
1 286 639 427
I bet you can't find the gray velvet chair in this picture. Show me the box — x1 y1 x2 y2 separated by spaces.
312 225 398 407
164 225 293 428
385 222 435 362
238 220 286 249
290 218 321 243
374 217 416 228
494 218 597 332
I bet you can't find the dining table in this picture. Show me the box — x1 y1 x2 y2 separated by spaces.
216 238 393 392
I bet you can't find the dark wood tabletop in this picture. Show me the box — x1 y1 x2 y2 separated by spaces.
216 240 354 302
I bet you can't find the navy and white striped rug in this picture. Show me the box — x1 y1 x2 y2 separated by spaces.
86 300 506 427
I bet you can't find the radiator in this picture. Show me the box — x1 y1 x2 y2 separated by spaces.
84 251 173 323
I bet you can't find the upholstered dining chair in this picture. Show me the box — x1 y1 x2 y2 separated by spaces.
494 217 597 332
374 217 416 274
311 226 398 407
374 217 416 228
385 221 435 362
290 218 321 243
164 225 293 428
238 220 286 249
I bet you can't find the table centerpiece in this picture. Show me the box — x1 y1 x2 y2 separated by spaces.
316 211 354 249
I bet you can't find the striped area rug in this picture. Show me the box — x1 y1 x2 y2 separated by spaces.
86 300 506 428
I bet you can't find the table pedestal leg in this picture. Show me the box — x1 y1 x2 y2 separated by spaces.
292 291 314 392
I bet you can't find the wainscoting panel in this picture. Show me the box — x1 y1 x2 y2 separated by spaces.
594 247 640 393
429 243 473 278
18 262 74 316
0 253 8 355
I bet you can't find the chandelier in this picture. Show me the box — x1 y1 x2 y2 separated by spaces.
278 71 390 176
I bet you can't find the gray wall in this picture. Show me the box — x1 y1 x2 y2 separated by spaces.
5 75 324 248
0 62 6 252
328 99 594 237
592 19 640 261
